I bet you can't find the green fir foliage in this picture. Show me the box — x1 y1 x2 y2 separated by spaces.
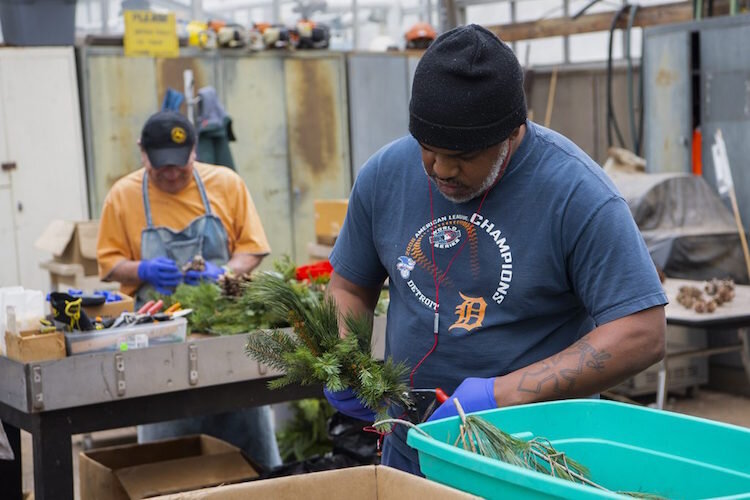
162 258 325 335
276 398 335 462
245 273 410 420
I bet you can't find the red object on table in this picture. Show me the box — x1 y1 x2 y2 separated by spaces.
137 300 155 314
146 299 164 315
295 260 333 281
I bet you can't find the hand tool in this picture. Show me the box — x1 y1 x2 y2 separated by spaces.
403 387 450 423
137 301 155 315
146 299 164 315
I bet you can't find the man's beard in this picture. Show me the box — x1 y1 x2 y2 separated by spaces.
430 140 510 204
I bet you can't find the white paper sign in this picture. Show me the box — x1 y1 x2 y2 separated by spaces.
711 129 734 197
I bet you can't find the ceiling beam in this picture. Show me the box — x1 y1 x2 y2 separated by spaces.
485 1 728 42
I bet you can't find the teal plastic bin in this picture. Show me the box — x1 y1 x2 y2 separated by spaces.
407 400 750 499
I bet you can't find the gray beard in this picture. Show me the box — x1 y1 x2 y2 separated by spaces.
437 140 510 204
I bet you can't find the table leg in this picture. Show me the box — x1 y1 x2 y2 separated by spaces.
31 414 73 500
0 420 22 500
656 357 668 410
739 327 750 385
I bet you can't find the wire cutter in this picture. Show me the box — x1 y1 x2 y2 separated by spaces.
404 387 450 423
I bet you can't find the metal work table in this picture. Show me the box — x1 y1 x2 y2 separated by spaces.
659 278 750 409
0 332 321 500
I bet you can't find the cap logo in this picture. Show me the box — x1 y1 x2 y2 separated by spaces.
171 126 187 144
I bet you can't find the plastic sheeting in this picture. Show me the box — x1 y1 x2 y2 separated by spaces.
609 172 749 284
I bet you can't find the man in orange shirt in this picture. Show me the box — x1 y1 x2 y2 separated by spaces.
96 111 280 468
97 111 270 303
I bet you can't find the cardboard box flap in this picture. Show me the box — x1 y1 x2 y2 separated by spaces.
77 221 100 260
34 220 77 256
152 466 378 500
150 465 481 500
376 465 481 500
115 452 258 499
83 435 231 470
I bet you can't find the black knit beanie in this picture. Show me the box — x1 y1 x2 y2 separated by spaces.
409 24 527 151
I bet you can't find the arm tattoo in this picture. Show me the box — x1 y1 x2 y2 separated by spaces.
516 340 612 395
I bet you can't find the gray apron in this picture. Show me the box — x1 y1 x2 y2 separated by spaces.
136 169 231 306
136 168 281 469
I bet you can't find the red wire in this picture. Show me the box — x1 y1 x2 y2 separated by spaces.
408 146 512 389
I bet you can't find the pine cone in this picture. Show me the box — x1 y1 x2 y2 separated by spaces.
218 272 253 297
182 255 206 273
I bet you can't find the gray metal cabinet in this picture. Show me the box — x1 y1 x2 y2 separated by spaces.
347 54 411 176
643 15 750 230
643 30 692 174
701 22 750 234
221 55 294 268
285 54 352 261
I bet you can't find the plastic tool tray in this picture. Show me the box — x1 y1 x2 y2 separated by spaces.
407 399 750 499
65 317 187 354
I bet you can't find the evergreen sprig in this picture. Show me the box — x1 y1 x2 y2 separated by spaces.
245 273 410 421
276 398 335 462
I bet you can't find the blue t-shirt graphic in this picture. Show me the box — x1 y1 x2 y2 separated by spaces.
330 121 667 470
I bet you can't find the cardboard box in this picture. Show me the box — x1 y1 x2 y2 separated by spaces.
314 199 348 245
4 330 66 363
154 465 480 500
79 435 260 500
82 293 135 319
35 220 100 276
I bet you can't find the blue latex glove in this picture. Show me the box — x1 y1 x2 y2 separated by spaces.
184 261 225 285
427 377 498 422
137 257 182 295
324 387 376 422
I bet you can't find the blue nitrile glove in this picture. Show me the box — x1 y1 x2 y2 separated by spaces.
427 377 498 422
137 257 182 295
324 387 377 422
183 261 225 285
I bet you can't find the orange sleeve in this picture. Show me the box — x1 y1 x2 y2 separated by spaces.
231 176 271 256
96 190 135 279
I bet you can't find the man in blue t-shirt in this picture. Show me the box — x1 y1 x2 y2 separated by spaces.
325 24 667 475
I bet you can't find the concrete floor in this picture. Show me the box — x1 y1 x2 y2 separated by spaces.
19 389 750 499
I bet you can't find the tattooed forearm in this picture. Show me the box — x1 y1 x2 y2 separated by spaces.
516 340 612 395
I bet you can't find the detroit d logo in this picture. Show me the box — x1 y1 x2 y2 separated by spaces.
450 292 487 332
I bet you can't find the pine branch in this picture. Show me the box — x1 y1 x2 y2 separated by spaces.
245 272 319 326
244 276 409 416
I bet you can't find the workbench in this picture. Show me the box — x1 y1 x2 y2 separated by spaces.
0 332 320 500
659 278 750 409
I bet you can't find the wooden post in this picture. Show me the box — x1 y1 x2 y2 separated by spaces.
728 188 750 280
544 67 558 128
